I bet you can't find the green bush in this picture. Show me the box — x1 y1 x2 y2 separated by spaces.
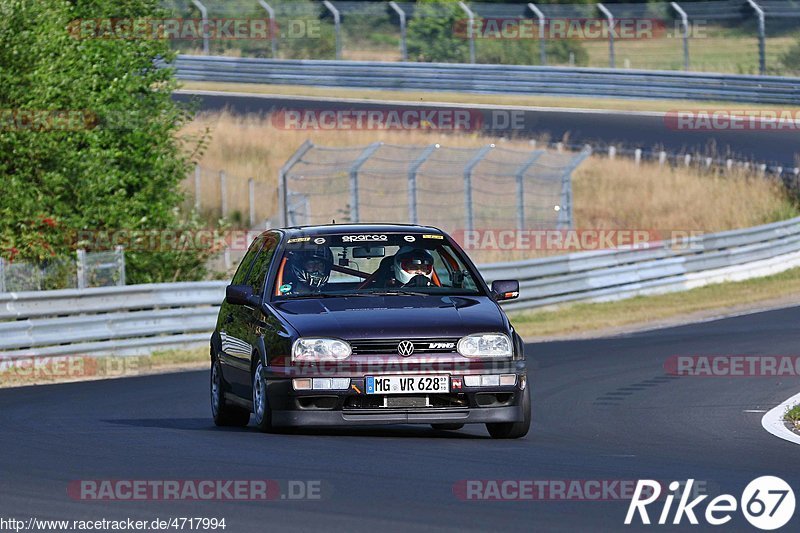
0 0 215 283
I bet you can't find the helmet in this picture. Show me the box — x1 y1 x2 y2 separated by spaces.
393 247 434 285
289 248 333 289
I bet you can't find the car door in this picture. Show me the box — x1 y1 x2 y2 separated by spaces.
218 235 266 397
225 233 279 397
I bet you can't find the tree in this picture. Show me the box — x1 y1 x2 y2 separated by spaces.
0 0 214 284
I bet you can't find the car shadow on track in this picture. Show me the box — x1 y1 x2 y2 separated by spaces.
103 418 491 439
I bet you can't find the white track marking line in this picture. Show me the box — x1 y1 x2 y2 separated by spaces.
761 391 800 445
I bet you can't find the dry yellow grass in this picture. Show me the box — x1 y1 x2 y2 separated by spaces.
181 111 797 263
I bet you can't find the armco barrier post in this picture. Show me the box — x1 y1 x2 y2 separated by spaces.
190 0 210 55
258 0 278 58
528 3 547 65
515 150 545 231
458 1 477 64
464 145 494 233
115 246 126 287
76 249 87 290
747 0 766 75
349 143 383 223
323 0 342 60
389 1 408 61
597 3 616 68
671 2 690 70
0 258 5 293
408 144 438 224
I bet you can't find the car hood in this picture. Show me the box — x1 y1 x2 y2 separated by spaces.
270 295 507 339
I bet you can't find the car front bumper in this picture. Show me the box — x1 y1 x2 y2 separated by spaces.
263 372 528 427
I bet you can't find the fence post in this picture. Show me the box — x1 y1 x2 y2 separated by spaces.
219 171 228 218
463 145 494 233
458 1 477 64
115 246 126 287
747 0 766 75
249 178 256 227
0 258 5 293
190 0 210 55
76 249 87 290
279 140 315 227
559 147 592 230
389 1 408 61
597 3 615 68
407 144 438 224
258 0 278 58
194 165 201 211
528 3 546 65
322 0 342 60
515 150 544 231
671 2 690 70
349 142 383 223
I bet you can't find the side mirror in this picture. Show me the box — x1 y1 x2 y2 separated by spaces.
491 280 520 301
226 284 257 306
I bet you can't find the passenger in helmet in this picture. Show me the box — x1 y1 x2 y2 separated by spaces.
391 247 435 287
284 248 333 293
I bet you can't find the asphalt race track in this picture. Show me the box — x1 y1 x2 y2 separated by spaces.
173 91 800 169
1 306 799 532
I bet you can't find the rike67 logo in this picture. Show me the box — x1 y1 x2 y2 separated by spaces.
626 477 795 530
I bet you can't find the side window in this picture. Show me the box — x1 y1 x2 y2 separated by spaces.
231 235 265 285
245 235 278 297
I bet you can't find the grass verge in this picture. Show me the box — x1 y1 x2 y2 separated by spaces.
179 81 787 114
509 266 800 340
0 347 207 389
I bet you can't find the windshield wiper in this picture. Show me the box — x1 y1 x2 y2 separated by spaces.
363 289 430 297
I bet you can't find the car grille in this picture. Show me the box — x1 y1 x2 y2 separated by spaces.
349 338 460 356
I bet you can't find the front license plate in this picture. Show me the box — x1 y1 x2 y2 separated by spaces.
366 375 449 394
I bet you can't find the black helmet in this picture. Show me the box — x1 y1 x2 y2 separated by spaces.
289 248 333 288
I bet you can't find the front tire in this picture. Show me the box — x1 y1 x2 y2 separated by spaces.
252 362 274 432
486 385 530 439
211 357 250 427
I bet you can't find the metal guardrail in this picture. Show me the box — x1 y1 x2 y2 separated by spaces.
2 216 800 356
173 55 800 104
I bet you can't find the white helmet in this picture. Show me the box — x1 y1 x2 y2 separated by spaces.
393 247 434 285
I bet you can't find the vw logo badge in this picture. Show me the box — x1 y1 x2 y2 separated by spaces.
397 340 415 357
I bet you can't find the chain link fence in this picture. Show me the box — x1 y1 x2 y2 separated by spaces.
279 141 590 234
0 249 126 293
163 1 800 74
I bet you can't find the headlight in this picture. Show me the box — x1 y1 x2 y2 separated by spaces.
457 333 512 358
292 338 352 361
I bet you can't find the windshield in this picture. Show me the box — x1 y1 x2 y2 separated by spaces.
273 232 483 299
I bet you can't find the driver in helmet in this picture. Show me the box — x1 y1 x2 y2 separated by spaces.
282 248 333 294
387 247 435 288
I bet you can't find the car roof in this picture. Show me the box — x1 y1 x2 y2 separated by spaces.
278 223 446 237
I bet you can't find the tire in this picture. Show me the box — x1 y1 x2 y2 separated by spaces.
211 357 250 427
486 386 531 439
252 361 274 433
431 423 464 431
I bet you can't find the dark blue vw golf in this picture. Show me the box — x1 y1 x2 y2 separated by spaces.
210 224 529 438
